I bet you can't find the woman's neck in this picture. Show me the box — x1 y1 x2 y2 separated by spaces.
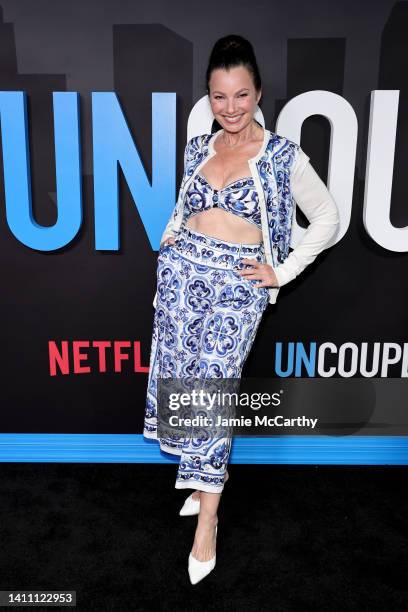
221 120 263 149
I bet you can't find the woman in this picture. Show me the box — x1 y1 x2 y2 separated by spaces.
144 34 340 584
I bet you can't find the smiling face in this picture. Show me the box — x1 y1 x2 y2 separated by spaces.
208 65 262 132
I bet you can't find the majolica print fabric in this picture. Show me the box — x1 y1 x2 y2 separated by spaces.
182 172 261 230
155 129 308 307
163 130 301 270
261 135 299 263
194 132 300 265
143 225 269 493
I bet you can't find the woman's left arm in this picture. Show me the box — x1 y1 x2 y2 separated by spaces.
272 153 341 287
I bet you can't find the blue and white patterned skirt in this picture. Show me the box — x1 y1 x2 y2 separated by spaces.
143 224 269 493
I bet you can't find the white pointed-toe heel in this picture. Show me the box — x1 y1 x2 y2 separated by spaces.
188 525 218 585
179 471 229 517
179 492 201 516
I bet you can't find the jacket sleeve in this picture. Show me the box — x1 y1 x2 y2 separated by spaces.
159 138 191 245
272 149 340 287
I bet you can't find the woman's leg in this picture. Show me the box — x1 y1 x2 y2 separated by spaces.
191 491 220 561
191 470 229 501
187 277 269 561
157 228 269 560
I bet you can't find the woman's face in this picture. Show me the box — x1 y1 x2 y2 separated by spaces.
208 65 261 132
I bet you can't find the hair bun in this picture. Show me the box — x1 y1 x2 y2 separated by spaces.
205 34 262 94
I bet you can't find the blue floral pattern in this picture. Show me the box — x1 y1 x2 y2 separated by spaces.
183 172 261 229
198 131 300 266
144 225 269 492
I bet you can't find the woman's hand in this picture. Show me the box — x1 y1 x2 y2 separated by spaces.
237 258 280 288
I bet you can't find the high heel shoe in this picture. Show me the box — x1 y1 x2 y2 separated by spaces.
179 471 229 517
179 492 201 516
188 525 217 585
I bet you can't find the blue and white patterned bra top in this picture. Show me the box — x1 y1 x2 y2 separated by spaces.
183 171 262 230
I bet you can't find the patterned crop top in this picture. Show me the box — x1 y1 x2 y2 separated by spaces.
183 172 262 230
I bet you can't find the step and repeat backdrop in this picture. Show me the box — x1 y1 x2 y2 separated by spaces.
0 0 407 460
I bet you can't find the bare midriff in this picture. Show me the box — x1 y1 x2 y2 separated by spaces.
185 208 263 244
